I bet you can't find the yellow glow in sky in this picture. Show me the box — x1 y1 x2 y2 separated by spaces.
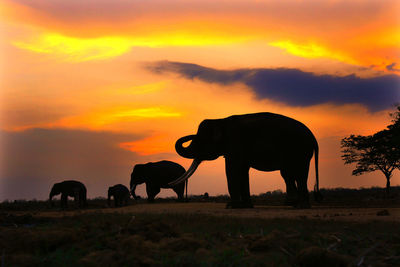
13 34 133 62
2 0 400 200
5 107 182 131
13 32 248 62
269 40 356 65
109 108 181 119
114 81 168 95
119 134 172 155
60 107 182 128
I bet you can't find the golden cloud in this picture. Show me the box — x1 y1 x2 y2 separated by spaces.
58 107 182 128
12 32 248 62
7 107 182 131
119 134 173 155
269 40 357 65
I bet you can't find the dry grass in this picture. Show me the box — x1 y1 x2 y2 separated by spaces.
2 187 400 266
1 204 400 266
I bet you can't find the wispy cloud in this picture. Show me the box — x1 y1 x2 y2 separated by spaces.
13 34 133 62
49 107 182 129
386 62 400 73
147 61 400 111
119 134 173 155
269 40 356 65
7 107 182 131
12 32 245 62
6 0 398 68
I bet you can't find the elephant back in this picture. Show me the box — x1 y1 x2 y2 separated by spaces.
147 161 186 186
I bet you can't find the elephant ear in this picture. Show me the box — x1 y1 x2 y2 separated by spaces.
198 119 226 153
210 119 226 152
212 122 224 143
199 119 225 143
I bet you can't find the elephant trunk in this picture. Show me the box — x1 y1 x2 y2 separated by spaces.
168 159 201 186
175 135 197 159
130 184 138 200
49 192 55 207
107 191 111 206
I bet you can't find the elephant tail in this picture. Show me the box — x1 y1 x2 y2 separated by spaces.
185 179 188 201
313 141 323 202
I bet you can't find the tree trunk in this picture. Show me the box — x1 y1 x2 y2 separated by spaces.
385 175 391 196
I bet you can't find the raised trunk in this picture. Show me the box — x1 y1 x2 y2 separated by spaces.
175 135 197 159
168 159 202 186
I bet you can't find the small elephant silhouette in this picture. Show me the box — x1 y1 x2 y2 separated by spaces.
108 184 130 207
130 160 187 202
49 180 87 209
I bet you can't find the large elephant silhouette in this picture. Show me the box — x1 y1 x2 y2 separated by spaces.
49 180 87 209
108 184 130 207
130 160 187 202
170 112 322 208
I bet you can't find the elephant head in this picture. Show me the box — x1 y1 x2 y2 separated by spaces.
49 182 61 206
130 164 147 199
171 119 225 185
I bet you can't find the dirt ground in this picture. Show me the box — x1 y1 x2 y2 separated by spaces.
34 202 400 222
2 202 400 266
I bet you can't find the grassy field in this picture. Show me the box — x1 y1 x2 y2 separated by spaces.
1 188 400 266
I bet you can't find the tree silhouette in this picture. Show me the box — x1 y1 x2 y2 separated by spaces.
341 106 400 194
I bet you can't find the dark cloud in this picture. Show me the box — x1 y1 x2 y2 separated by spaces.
147 61 400 112
0 128 145 200
386 62 400 72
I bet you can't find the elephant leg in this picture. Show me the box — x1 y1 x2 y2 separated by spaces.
225 158 241 208
146 183 160 203
114 196 120 207
80 191 87 208
73 191 80 208
118 195 125 206
79 192 85 208
123 195 129 206
225 157 252 209
239 168 252 208
78 193 83 208
61 193 68 209
295 162 311 209
173 184 185 202
280 169 298 206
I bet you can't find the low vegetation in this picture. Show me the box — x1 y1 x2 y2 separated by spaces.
1 186 400 266
1 210 400 266
2 186 400 212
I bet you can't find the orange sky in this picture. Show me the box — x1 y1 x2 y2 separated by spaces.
0 0 399 200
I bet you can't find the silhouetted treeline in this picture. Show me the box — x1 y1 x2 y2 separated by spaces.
1 186 400 211
253 186 400 207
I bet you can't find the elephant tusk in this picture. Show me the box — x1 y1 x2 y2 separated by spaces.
168 159 201 186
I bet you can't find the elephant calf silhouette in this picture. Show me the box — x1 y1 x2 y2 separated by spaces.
49 180 87 209
130 160 187 202
108 184 130 207
170 112 322 208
